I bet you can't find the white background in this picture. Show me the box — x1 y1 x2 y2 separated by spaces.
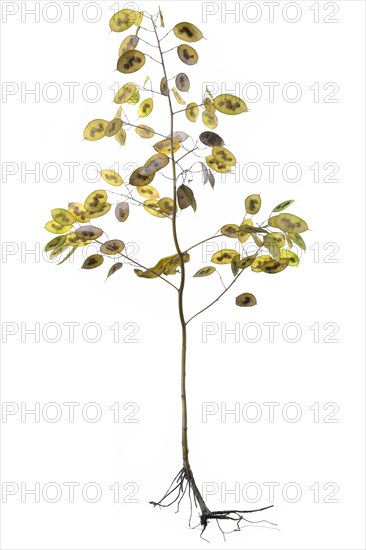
0 1 365 549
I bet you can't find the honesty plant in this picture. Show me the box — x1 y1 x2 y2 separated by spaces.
44 7 309 538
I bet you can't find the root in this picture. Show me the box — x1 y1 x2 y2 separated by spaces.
150 467 276 539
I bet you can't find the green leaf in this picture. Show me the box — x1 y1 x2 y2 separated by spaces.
245 194 261 215
173 22 203 42
213 94 248 115
236 293 257 307
269 213 308 234
82 254 104 269
273 200 294 213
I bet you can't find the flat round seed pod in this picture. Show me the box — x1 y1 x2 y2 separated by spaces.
175 73 190 92
68 203 90 223
212 146 236 167
135 125 155 139
143 199 166 218
177 44 198 65
137 185 159 199
153 137 180 155
141 153 169 176
199 131 225 147
75 226 103 240
105 118 122 137
44 235 67 252
193 266 216 278
83 119 108 141
158 197 174 216
186 103 199 122
114 83 137 104
172 87 186 105
51 209 76 226
173 22 203 42
213 94 248 115
109 9 136 32
87 203 111 219
138 98 153 118
269 214 308 234
245 194 261 215
206 155 231 173
118 35 139 57
117 50 146 74
202 110 218 129
100 169 123 187
84 190 107 213
45 221 73 234
129 168 155 187
160 77 169 96
82 254 104 269
100 240 125 255
211 249 238 265
236 293 257 307
115 202 129 222
107 263 123 280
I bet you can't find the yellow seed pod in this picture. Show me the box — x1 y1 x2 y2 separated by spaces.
186 102 199 122
117 51 146 74
82 254 104 270
65 233 91 248
193 267 216 278
143 199 166 218
173 22 203 42
51 209 76 226
213 94 248 115
251 255 272 272
237 219 254 244
100 240 125 255
177 44 198 65
126 88 140 105
129 168 155 187
204 98 216 112
114 83 137 104
142 153 169 175
109 9 136 32
211 249 239 265
245 194 261 215
115 128 127 146
153 137 180 155
84 190 108 213
206 155 231 173
280 249 300 266
68 203 90 223
135 125 155 139
118 35 139 57
105 118 123 137
83 119 108 141
138 98 153 118
88 203 111 219
212 146 236 167
137 185 159 199
172 87 186 105
45 221 73 234
202 110 218 129
158 197 174 216
220 224 240 238
100 169 123 187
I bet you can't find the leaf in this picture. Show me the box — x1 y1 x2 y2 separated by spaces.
100 240 125 255
211 249 238 265
143 199 166 218
158 197 174 216
186 102 199 122
114 83 137 104
286 235 293 249
106 262 123 280
137 185 159 199
135 125 155 139
82 254 104 270
252 233 263 247
172 87 186 105
100 169 123 187
45 221 73 234
109 9 140 32
236 293 257 307
75 226 103 240
199 131 224 147
118 35 139 57
154 137 180 154
51 208 76 226
231 254 240 276
193 266 216 278
84 190 107 213
129 167 155 187
115 128 127 146
206 155 231 173
245 194 261 215
202 110 218 129
177 44 198 65
290 233 306 251
138 98 153 117
237 255 257 270
115 202 129 222
87 203 111 219
173 22 203 42
220 224 240 238
177 184 196 211
280 249 300 266
269 213 308 234
141 153 170 175
83 119 108 141
57 246 77 266
273 199 294 213
214 94 248 115
160 77 169 96
212 146 236 167
176 73 190 92
106 119 123 138
44 235 67 253
260 259 290 274
117 50 146 74
263 234 281 261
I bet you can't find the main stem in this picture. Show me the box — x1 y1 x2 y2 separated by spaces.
151 17 190 471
